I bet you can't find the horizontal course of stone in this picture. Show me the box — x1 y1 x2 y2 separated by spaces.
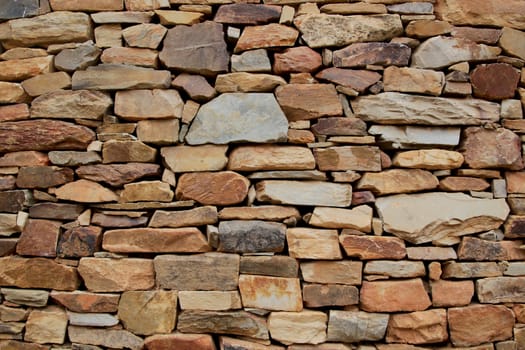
0 0 525 349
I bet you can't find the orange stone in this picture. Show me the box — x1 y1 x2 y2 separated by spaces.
431 280 474 307
360 279 431 312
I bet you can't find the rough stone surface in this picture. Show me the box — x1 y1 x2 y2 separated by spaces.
392 149 464 169
287 228 341 260
357 169 439 195
268 311 327 345
50 291 120 313
55 180 118 203
275 84 342 121
364 261 425 279
240 256 298 278
499 27 525 60
215 4 281 24
102 140 157 163
360 279 431 312
16 166 74 189
54 44 101 72
234 23 298 53
303 284 358 308
311 117 367 136
144 333 216 350
76 163 160 187
383 66 445 96
150 206 217 228
115 89 183 120
68 326 144 350
215 72 285 93
301 261 362 285
340 235 406 260
25 306 68 345
476 277 525 303
218 220 286 253
314 146 381 172
16 219 61 257
431 280 474 307
316 68 381 93
386 309 447 345
273 46 322 74
228 145 315 171
239 275 302 311
309 206 372 232
327 310 389 343
176 171 249 205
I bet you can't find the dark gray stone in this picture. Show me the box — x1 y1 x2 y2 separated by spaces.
218 220 286 253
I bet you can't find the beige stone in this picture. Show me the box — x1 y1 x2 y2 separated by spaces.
120 181 173 203
161 145 228 173
384 66 445 96
219 206 300 221
0 47 47 60
386 309 448 344
301 261 362 285
234 23 298 53
405 20 453 38
126 0 170 11
23 306 66 344
442 261 504 279
0 55 52 81
364 261 425 278
55 180 118 203
50 291 120 313
406 247 457 260
102 140 157 163
321 3 387 14
314 146 381 171
94 24 122 48
340 234 406 260
357 169 438 195
215 72 286 93
100 46 157 68
439 176 490 192
178 291 241 311
137 118 179 145
268 311 327 345
30 90 112 120
360 279 431 312
393 149 464 170
0 83 28 104
458 236 525 261
228 145 315 171
122 23 167 49
275 84 342 121
287 228 341 260
150 206 217 228
21 71 71 97
115 89 183 120
68 326 143 350
220 337 284 350
78 258 155 292
50 0 123 11
239 275 302 311
309 205 372 232
90 11 154 24
476 277 525 303
499 27 525 60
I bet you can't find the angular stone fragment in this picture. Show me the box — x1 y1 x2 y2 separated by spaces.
294 14 403 48
215 72 285 93
273 46 322 74
311 117 367 136
16 219 60 257
1 288 48 307
369 125 461 149
470 63 520 100
461 127 523 170
178 291 241 311
94 24 122 48
72 64 171 90
303 284 358 308
352 92 500 126
177 310 268 340
155 253 239 291
21 71 72 97
91 11 154 24
376 192 509 244
50 291 120 313
234 23 298 53
358 169 438 195
218 220 286 253
185 93 288 145
48 151 101 166
102 140 157 163
0 103 29 122
268 311 327 345
448 305 515 347
339 234 406 260
55 44 101 72
25 306 67 345
314 146 381 171
458 237 525 261
159 21 228 76
76 163 160 187
309 206 372 232
256 180 352 207
301 261 362 285
0 214 18 236
0 257 80 290
499 27 525 60
30 90 111 120
176 171 249 206
0 0 49 20
161 145 227 173
136 118 179 145
100 47 158 68
316 68 381 92
0 119 95 152
393 149 464 169
364 261 425 278
215 4 280 24
333 42 410 68
50 0 123 11
287 228 341 260
121 181 173 203
0 12 92 48
0 151 48 167
16 166 73 189
145 333 216 350
172 74 216 102
431 280 474 307
0 239 17 257
122 23 167 49
384 66 444 96
442 261 504 279
275 84 342 121
78 258 154 292
239 275 302 312
361 279 431 312
412 36 501 69
405 20 453 38
68 326 143 350
55 180 118 203
435 0 525 30
451 26 502 45
0 56 51 82
0 304 29 321
240 256 298 278
231 49 271 73
150 206 217 228
103 227 210 253
0 190 32 213
327 310 389 343
386 309 447 345
118 290 177 335
476 277 525 303
228 145 315 171
155 10 204 25
115 89 183 121
439 176 490 192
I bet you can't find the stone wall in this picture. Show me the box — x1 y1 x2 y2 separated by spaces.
0 0 524 349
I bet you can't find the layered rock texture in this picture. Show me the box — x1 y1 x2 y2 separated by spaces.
0 0 524 349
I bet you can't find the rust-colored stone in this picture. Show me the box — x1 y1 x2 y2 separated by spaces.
438 176 490 192
145 333 216 350
57 226 103 258
215 4 281 24
0 104 30 121
273 46 322 74
16 219 61 257
234 23 298 53
360 279 431 312
470 63 520 100
386 309 448 344
275 84 342 121
16 166 74 189
340 234 406 260
239 275 302 311
50 291 120 313
316 68 381 93
431 280 474 307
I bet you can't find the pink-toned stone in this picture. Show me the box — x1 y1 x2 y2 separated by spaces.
0 151 48 167
276 84 342 122
452 27 502 44
431 280 474 307
333 42 411 68
239 275 302 311
234 23 298 53
145 333 216 350
0 103 30 121
340 234 406 260
0 56 53 82
55 180 118 203
360 279 431 312
273 46 322 74
215 4 281 24
386 309 448 344
100 47 157 68
50 291 120 313
176 171 250 206
16 219 61 257
76 163 161 187
300 261 362 285
171 74 216 102
316 68 381 93
470 63 520 100
315 146 381 172
507 172 525 194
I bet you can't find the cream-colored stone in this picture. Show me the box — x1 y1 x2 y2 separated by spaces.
239 275 302 312
392 149 464 170
287 228 341 260
228 145 315 171
55 180 118 203
215 72 286 93
268 311 327 345
309 205 372 232
178 291 242 311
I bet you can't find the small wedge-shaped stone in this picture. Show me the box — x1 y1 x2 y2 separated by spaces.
327 310 389 342
0 119 95 152
186 93 288 145
103 227 210 253
72 64 171 90
339 235 406 260
357 169 438 195
177 310 269 340
68 326 143 350
369 125 461 149
215 4 281 24
228 145 315 171
0 257 80 291
31 90 112 120
294 14 403 48
287 228 341 260
122 23 167 49
215 72 286 93
314 146 381 171
275 84 342 121
50 291 120 313
161 145 228 172
268 311 327 345
239 275 302 312
176 171 249 206
115 89 183 120
393 149 464 170
361 279 431 312
218 220 286 253
333 42 411 68
150 206 218 228
384 66 445 96
234 23 298 53
386 309 448 345
78 258 154 292
476 277 525 303
376 192 510 244
256 180 352 207
309 206 372 232
412 36 501 69
56 180 118 203
154 253 239 291
0 56 53 82
0 12 92 48
103 140 157 163
50 0 124 11
352 92 500 126
159 21 228 76
76 163 161 187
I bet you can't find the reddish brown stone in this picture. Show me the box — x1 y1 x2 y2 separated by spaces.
16 166 74 189
506 171 525 194
315 146 382 172
311 117 367 136
0 120 95 153
16 219 61 257
303 284 359 308
504 215 525 238
0 190 32 213
91 213 148 228
386 309 448 344
0 257 80 291
57 226 103 258
361 279 431 312
29 203 83 220
316 68 381 93
0 239 18 257
145 333 216 350
275 84 342 121
0 104 30 122
339 234 406 260
333 42 411 68
50 291 120 313
470 63 520 100
102 140 157 164
176 171 250 206
234 23 298 53
171 74 216 103
76 163 161 187
460 127 524 170
273 46 322 74
438 176 490 191
448 305 515 346
514 304 525 323
0 176 16 190
215 4 281 25
451 27 502 44
0 151 48 167
431 280 474 307
458 236 525 261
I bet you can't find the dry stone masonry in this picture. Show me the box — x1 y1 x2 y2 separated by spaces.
0 0 524 349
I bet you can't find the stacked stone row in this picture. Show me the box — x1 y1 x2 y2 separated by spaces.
0 0 525 349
